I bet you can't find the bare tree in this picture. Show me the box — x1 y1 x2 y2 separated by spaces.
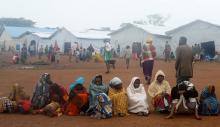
133 14 170 26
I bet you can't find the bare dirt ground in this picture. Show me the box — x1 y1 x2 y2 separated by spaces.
0 52 219 127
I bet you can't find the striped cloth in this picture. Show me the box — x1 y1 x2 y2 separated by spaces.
0 97 17 113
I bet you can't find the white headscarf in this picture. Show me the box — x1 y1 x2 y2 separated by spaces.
127 77 144 94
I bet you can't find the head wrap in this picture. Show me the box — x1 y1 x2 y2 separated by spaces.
109 77 122 87
69 77 85 91
146 35 153 44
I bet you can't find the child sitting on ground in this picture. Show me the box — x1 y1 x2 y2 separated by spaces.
12 54 19 64
17 95 32 114
36 95 62 117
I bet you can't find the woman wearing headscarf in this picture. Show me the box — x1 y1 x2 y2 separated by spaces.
148 70 171 113
141 37 156 85
66 77 89 116
127 77 149 116
32 73 52 109
199 85 219 115
109 77 128 117
87 75 109 115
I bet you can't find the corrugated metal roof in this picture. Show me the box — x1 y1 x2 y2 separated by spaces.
109 23 171 37
166 20 220 35
4 26 58 38
74 29 111 39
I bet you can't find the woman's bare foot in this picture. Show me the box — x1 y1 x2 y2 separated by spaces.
142 112 149 117
137 112 143 116
165 114 174 119
195 114 202 120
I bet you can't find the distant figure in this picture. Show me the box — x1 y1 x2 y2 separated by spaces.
48 44 53 61
68 47 72 62
132 42 138 60
45 45 49 55
87 44 94 61
21 44 28 64
29 44 35 56
123 45 132 69
141 38 156 85
175 36 193 84
170 51 175 60
75 48 80 63
55 48 61 64
12 54 19 64
117 44 120 56
104 43 113 73
38 45 44 60
164 41 171 62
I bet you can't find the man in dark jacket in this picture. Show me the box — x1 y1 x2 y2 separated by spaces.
175 37 194 84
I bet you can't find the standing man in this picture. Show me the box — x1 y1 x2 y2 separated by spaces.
21 43 28 64
175 36 194 84
164 41 171 62
142 38 156 85
124 45 132 69
104 42 113 73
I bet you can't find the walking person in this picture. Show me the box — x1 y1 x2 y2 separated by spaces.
141 38 156 85
123 45 132 69
104 42 113 73
164 41 171 62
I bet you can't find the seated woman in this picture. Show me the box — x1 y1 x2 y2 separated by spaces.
166 81 201 120
199 85 219 115
148 70 171 113
49 83 68 113
127 77 149 116
86 75 109 115
66 77 89 116
32 73 52 109
109 77 128 117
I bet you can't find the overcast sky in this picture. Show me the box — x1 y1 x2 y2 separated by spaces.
1 0 220 32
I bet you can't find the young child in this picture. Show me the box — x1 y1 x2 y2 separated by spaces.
91 93 112 119
12 54 19 64
37 95 62 117
17 95 32 114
